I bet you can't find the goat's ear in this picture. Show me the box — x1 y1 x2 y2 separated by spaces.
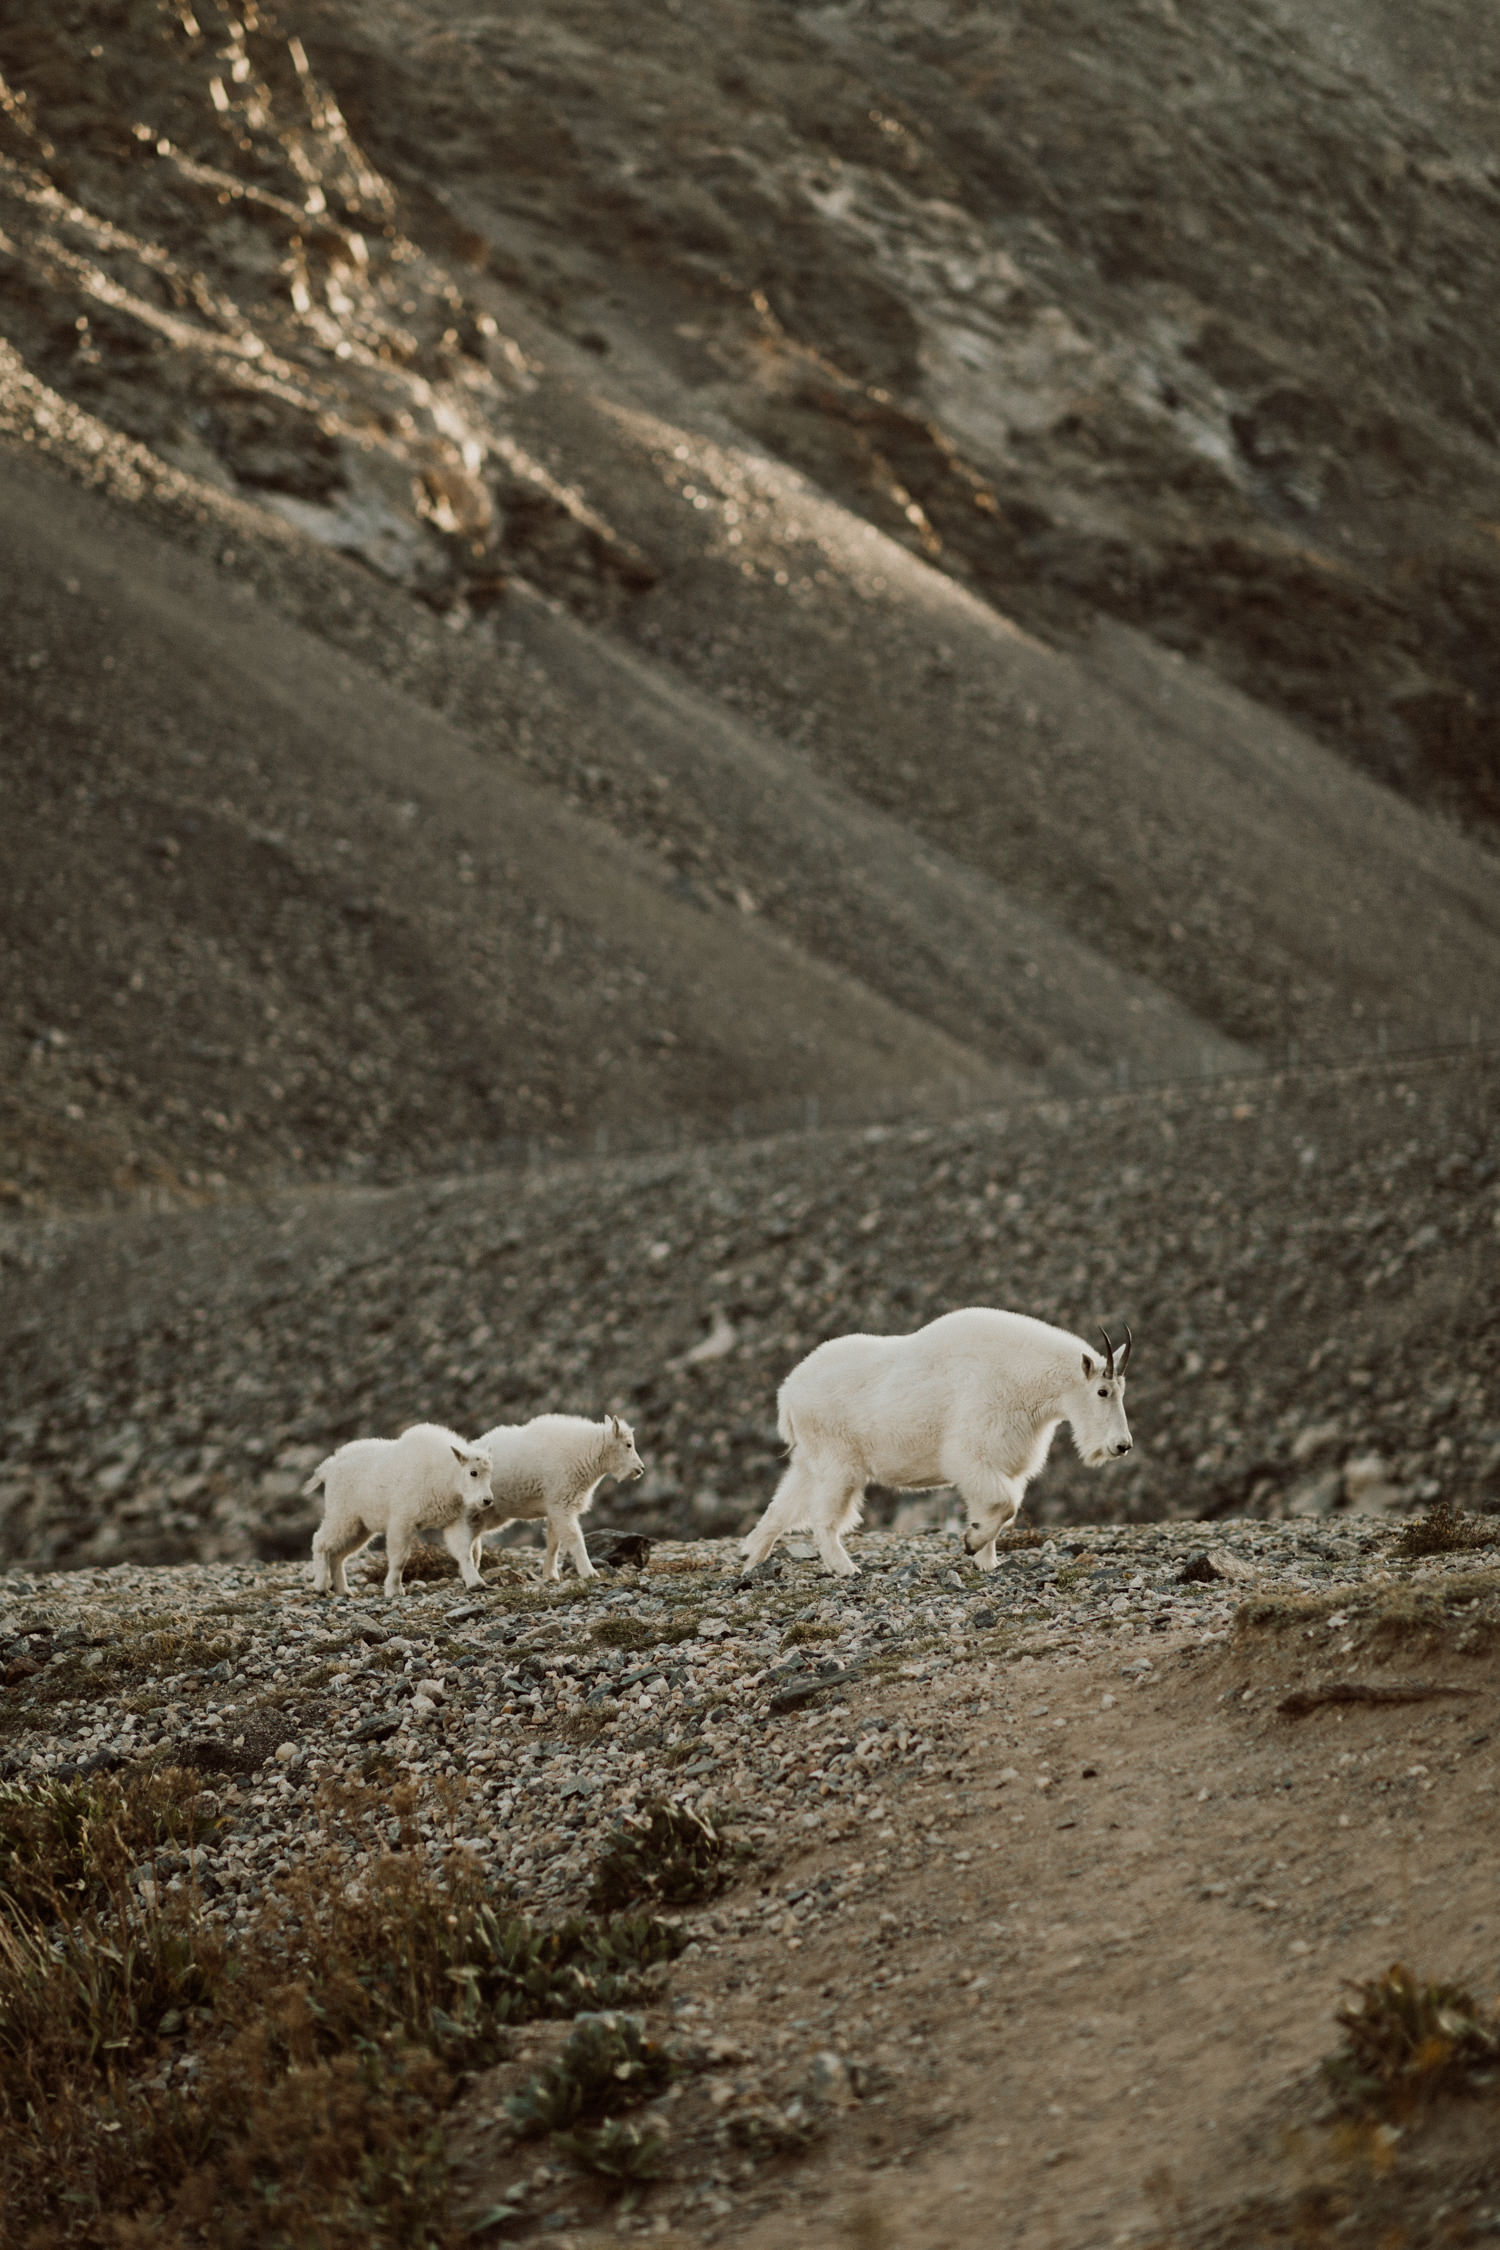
452 1445 465 1462
608 1414 621 1435
1081 1351 1096 1379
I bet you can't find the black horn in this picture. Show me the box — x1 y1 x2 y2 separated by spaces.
1116 1323 1133 1374
1098 1326 1116 1379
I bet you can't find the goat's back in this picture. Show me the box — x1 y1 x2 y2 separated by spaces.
782 1307 1083 1435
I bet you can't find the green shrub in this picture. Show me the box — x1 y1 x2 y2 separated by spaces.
506 2012 674 2138
588 1800 728 1909
555 2116 671 2185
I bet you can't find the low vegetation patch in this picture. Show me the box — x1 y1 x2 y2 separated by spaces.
724 2093 827 2156
0 1773 684 2247
506 2010 675 2138
1395 1500 1500 1560
0 1767 218 1919
1236 1570 1500 1653
556 2113 671 2186
505 2012 677 2198
1324 1962 1500 2116
589 1614 699 1652
589 1800 730 1910
107 1629 245 1679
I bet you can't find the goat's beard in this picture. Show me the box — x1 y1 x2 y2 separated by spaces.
1077 1441 1114 1468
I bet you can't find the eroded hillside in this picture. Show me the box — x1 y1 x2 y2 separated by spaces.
2 0 1500 1209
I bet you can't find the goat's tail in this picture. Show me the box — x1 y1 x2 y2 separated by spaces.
777 1402 798 1459
302 1458 333 1500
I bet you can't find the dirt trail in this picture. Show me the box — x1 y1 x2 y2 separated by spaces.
451 1604 1500 2249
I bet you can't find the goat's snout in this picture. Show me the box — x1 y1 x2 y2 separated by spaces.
1113 1439 1132 1456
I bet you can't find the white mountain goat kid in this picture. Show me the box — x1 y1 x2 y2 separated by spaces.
741 1309 1133 1577
307 1424 494 1599
467 1414 645 1582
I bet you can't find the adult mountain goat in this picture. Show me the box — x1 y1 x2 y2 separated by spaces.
741 1309 1133 1577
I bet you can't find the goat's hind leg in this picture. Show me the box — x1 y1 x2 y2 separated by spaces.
810 1470 865 1577
741 1455 819 1568
313 1514 369 1597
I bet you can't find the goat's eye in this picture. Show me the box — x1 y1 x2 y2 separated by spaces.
1098 1387 1109 1398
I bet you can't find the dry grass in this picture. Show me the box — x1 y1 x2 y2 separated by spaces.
0 1767 220 1919
0 1772 684 2248
1394 1500 1500 1560
1324 1962 1500 2116
589 1614 699 1652
1235 1569 1500 1653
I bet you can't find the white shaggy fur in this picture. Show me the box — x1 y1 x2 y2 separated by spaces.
307 1423 494 1599
466 1414 645 1582
741 1308 1133 1577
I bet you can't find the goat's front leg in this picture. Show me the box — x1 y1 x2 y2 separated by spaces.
441 1515 486 1590
383 1517 415 1599
556 1511 597 1580
957 1468 1025 1573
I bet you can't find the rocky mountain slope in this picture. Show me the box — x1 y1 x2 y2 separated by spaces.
3 0 1500 1211
2 1525 1496 2248
2 1049 1495 1572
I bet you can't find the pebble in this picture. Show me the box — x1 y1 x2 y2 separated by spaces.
0 1515 1474 1920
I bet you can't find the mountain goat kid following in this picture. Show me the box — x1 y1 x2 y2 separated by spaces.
467 1413 644 1582
307 1423 494 1599
742 1308 1133 1577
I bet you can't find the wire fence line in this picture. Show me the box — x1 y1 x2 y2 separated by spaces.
499 1015 1499 1177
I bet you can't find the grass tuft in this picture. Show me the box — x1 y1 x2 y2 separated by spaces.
1324 1962 1500 2116
1236 1569 1500 1651
589 1615 698 1652
725 2095 827 2155
0 1766 220 1919
1394 1499 1500 1560
588 1800 729 1910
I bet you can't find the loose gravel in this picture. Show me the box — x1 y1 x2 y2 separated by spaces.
1 1517 1477 1928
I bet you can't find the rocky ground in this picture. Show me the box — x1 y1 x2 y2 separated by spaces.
4 0 1500 1211
3 1520 1497 2246
2 1048 1497 1571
